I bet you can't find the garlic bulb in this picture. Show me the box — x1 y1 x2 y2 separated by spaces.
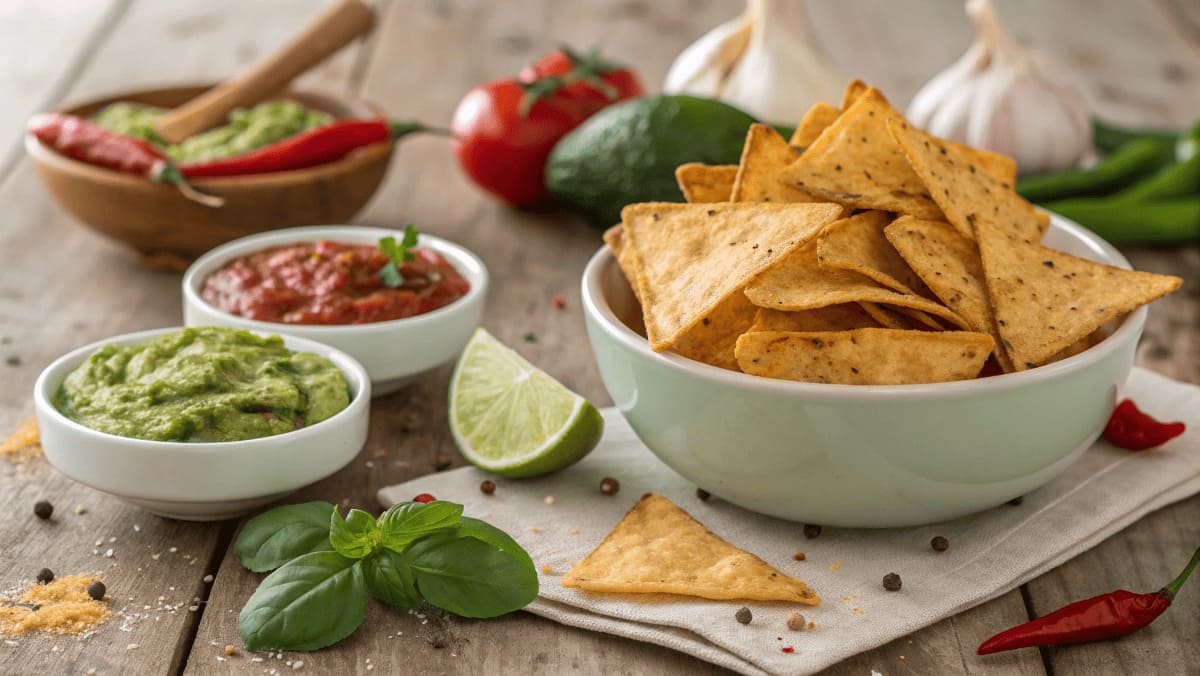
664 0 844 123
907 0 1092 175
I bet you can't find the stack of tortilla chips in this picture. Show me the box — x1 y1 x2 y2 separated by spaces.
605 80 1181 385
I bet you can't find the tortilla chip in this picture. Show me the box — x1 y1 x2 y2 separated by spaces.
857 302 909 329
731 124 820 203
672 293 757 370
604 225 643 304
562 494 819 604
886 118 1045 243
840 78 870 110
972 214 1181 369
744 239 970 329
749 305 877 333
884 216 1012 370
735 329 994 385
675 163 737 203
816 210 932 298
1 417 39 455
623 202 843 351
777 90 945 219
789 102 840 147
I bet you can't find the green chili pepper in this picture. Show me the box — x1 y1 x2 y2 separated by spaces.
1017 139 1175 202
1092 119 1178 155
1044 197 1200 244
1111 152 1200 203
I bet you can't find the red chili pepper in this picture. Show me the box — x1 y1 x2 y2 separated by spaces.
180 119 437 178
552 295 566 310
412 493 436 504
977 545 1200 654
1102 399 1186 450
28 113 222 207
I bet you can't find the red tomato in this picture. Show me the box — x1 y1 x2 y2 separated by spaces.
451 49 644 207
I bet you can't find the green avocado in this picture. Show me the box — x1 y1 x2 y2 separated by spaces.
54 327 349 442
545 95 786 227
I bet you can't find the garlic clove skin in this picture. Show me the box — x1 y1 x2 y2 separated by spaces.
906 0 1092 175
664 0 844 123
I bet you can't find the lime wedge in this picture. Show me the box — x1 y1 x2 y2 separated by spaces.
449 329 603 478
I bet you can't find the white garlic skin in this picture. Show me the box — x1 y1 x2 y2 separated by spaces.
907 0 1092 175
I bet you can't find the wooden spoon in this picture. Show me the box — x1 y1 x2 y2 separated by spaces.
153 0 374 144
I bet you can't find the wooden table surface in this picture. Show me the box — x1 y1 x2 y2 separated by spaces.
1 1 1197 674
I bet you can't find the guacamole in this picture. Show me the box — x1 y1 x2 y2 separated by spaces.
54 327 350 442
91 100 332 163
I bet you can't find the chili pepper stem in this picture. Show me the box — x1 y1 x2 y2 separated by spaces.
390 120 451 139
157 163 224 208
1162 546 1200 599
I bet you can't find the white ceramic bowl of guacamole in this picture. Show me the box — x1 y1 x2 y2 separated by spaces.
182 225 488 397
33 327 370 521
581 214 1143 527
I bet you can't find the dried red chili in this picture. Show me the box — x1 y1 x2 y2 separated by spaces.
977 545 1200 655
1102 399 1185 451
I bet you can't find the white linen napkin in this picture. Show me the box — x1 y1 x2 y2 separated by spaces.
379 367 1200 676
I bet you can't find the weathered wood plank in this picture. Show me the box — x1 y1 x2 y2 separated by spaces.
0 1 368 674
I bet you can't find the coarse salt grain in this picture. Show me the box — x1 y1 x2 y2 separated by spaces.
104 549 113 558
543 495 554 506
126 643 139 650
203 575 214 584
169 547 177 553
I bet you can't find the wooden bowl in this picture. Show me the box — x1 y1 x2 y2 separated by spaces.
25 85 394 270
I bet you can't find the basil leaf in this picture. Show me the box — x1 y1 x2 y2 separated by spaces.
235 501 335 572
378 500 463 552
401 530 538 618
453 517 535 568
238 551 366 652
330 507 381 559
362 549 422 609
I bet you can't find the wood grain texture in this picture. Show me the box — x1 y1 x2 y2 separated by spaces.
0 1 1196 675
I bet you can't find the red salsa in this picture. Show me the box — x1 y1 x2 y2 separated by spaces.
202 240 470 325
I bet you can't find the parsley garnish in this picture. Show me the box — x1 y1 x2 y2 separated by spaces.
377 225 420 288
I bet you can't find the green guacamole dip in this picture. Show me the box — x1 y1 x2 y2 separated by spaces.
54 327 350 442
91 100 332 163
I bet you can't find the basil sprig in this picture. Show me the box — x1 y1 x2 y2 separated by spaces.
235 499 537 652
377 224 419 288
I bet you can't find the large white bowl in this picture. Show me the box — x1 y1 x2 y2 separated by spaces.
33 328 371 521
182 226 488 396
582 214 1144 527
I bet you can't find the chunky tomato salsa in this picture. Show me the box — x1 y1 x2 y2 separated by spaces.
202 240 470 325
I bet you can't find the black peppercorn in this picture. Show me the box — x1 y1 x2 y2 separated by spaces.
599 477 620 496
696 487 711 501
87 581 106 601
803 524 822 539
36 568 54 585
33 500 53 520
931 536 949 552
735 606 752 624
479 480 496 495
883 572 902 592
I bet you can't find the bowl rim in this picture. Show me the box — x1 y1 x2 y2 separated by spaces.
181 225 489 335
581 212 1147 401
33 326 371 450
23 84 392 187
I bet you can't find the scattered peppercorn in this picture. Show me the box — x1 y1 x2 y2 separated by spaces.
480 480 496 495
793 551 806 561
931 536 949 552
803 524 822 539
883 573 902 591
86 581 106 601
432 454 453 471
786 612 806 631
224 645 236 657
34 500 53 520
735 607 752 624
552 295 566 310
4 355 19 367
524 332 538 343
36 568 54 584
413 493 436 503
1008 495 1024 506
599 477 620 495
696 487 711 501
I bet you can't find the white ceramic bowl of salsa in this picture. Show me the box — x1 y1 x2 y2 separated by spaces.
182 225 488 396
34 327 371 521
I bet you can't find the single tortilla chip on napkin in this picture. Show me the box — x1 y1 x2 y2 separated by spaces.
744 239 970 329
749 305 877 333
675 163 737 203
972 216 1181 369
816 210 932 298
562 493 819 604
735 329 994 385
789 102 840 147
885 216 1012 370
730 124 819 203
623 202 843 351
886 118 1044 243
